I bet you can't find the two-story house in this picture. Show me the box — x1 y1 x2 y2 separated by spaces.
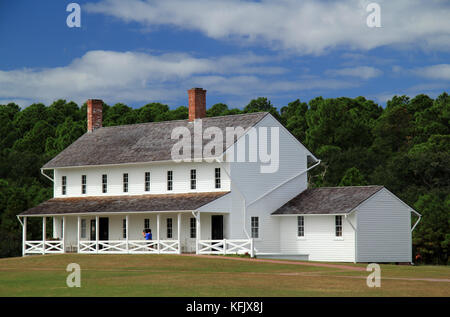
18 88 421 263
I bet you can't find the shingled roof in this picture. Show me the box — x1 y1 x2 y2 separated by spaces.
20 192 229 216
43 112 268 168
272 186 384 215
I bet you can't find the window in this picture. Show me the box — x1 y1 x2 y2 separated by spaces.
297 216 304 237
122 218 127 239
190 217 196 238
335 215 343 237
60 218 64 238
251 216 259 238
61 176 67 195
145 172 150 192
167 218 173 238
215 168 221 189
190 169 196 190
144 218 150 230
123 173 128 193
102 174 107 193
81 219 86 238
167 171 173 191
81 175 86 194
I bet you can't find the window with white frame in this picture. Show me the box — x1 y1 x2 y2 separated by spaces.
190 169 196 190
297 216 304 237
81 175 86 194
215 168 221 189
122 218 127 239
81 219 86 238
251 216 259 238
144 218 150 230
167 171 173 191
61 176 67 195
123 173 128 193
335 215 343 237
167 218 173 238
145 172 150 192
190 217 196 238
102 174 107 193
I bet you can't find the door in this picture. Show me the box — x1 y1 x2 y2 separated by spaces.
211 215 223 240
99 217 109 240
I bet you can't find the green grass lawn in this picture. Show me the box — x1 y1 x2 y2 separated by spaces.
0 254 448 297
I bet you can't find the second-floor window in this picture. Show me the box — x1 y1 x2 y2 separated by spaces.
190 169 196 190
145 172 150 192
61 176 67 195
167 218 173 238
167 171 173 191
102 174 107 193
215 168 221 189
335 215 343 237
123 173 128 193
81 175 86 194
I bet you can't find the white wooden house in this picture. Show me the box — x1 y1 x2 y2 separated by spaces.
18 88 421 263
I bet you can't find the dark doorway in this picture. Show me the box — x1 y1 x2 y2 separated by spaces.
90 219 96 240
211 215 223 240
99 217 109 240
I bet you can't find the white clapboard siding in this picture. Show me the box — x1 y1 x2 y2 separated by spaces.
279 214 356 262
226 114 311 253
53 161 230 198
356 188 412 262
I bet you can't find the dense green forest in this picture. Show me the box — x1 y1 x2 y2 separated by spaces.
0 93 448 263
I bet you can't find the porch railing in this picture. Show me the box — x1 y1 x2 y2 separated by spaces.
24 241 64 254
198 239 254 257
78 240 180 254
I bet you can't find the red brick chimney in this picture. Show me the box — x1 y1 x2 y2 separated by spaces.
188 88 206 121
87 99 103 132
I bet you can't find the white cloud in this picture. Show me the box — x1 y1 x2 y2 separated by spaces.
85 0 450 54
0 50 357 107
412 64 450 80
325 66 382 79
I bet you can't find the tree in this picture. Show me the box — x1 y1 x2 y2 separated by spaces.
339 167 368 186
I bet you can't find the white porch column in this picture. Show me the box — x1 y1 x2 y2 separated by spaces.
52 217 57 239
177 213 181 254
42 216 46 255
77 216 81 253
22 216 27 256
126 215 129 253
62 216 66 253
196 212 201 255
157 213 160 254
95 215 99 253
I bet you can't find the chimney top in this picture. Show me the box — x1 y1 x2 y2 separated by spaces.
188 88 206 121
87 99 103 132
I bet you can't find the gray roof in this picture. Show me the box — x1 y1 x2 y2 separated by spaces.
272 186 384 215
20 192 229 216
43 112 268 168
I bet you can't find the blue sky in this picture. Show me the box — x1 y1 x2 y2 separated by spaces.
0 0 449 109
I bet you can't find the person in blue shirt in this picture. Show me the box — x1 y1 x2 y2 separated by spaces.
143 229 152 240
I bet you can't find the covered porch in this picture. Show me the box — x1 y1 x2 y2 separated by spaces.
18 192 254 256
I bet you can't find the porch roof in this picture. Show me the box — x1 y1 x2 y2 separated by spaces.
19 192 229 216
272 186 384 215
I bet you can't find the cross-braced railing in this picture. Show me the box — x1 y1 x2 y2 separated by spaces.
24 241 64 255
198 239 254 257
78 240 180 254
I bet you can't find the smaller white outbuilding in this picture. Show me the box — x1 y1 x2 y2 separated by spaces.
272 186 422 263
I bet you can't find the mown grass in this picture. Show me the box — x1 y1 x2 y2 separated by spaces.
0 254 448 297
